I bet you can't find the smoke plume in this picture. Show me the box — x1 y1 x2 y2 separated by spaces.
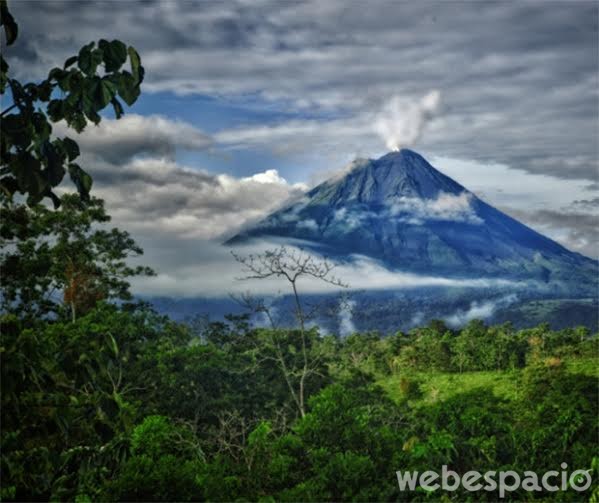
374 90 441 151
338 299 357 336
444 294 518 327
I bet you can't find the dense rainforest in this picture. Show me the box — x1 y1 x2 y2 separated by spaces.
1 240 598 500
1 195 598 501
1 2 597 500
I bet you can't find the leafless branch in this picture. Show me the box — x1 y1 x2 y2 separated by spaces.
231 247 348 288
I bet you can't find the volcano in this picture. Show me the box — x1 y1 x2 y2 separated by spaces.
226 149 596 296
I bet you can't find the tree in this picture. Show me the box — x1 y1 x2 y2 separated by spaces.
0 194 154 321
232 246 347 417
450 319 488 372
1 0 144 206
270 381 405 502
106 415 204 501
0 304 193 500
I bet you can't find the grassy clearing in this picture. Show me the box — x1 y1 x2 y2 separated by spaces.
562 355 599 377
379 355 598 406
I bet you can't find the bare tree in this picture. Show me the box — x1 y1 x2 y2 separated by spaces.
231 246 348 417
229 291 278 330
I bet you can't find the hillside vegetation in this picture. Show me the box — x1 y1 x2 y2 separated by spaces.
2 282 598 500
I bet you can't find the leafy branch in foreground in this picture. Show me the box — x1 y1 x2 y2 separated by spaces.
0 0 144 206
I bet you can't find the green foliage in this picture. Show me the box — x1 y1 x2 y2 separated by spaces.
1 194 154 321
107 416 204 501
3 296 597 501
332 331 395 377
517 358 598 471
388 319 588 375
0 0 144 205
0 305 191 500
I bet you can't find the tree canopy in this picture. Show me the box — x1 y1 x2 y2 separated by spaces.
1 194 154 321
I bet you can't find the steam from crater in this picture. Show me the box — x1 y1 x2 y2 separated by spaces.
375 90 441 151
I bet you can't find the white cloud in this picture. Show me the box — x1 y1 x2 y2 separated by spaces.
52 111 309 241
388 192 482 225
333 208 358 228
90 157 307 240
130 241 522 298
332 190 485 227
410 312 425 328
297 219 318 231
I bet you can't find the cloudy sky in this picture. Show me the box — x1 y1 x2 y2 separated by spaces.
8 0 599 296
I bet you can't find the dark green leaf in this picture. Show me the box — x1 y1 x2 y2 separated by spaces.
45 162 65 186
127 46 142 83
68 112 87 133
63 55 78 69
96 78 117 108
0 175 18 197
37 81 53 101
62 137 80 161
40 140 65 186
2 114 32 148
1 0 18 45
64 70 83 93
31 112 51 140
68 163 93 196
1 113 25 133
77 42 98 75
64 87 81 108
48 67 67 82
0 55 8 93
111 97 124 119
8 78 25 102
90 48 103 72
47 99 65 122
15 155 44 195
117 71 140 106
78 84 101 124
23 83 39 100
103 40 127 72
57 72 72 92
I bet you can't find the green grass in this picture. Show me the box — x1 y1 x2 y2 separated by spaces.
563 355 599 378
379 355 598 406
380 369 521 405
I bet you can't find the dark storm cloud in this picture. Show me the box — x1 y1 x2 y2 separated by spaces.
9 0 598 184
571 197 599 211
505 208 599 259
53 115 213 164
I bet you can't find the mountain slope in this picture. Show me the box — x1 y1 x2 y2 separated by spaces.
227 149 596 294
